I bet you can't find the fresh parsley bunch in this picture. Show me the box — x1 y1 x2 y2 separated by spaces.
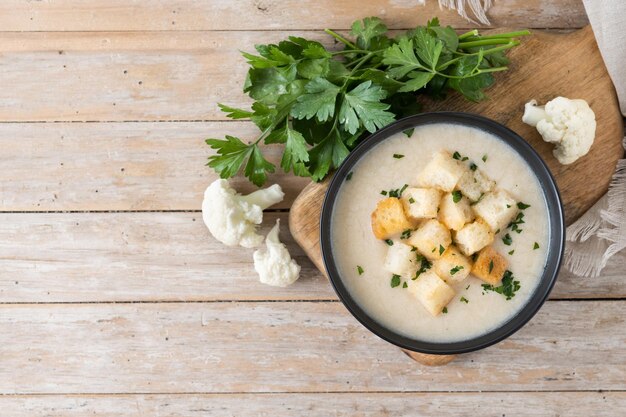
207 17 529 186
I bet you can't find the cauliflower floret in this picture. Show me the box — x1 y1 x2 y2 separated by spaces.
253 219 301 287
202 179 284 248
522 97 596 165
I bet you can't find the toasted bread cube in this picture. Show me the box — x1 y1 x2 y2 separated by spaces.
371 197 414 239
439 192 475 231
417 151 465 192
471 246 508 285
384 241 418 279
407 270 455 316
433 245 472 284
456 167 495 202
473 190 518 233
455 220 494 256
407 219 451 260
401 187 441 221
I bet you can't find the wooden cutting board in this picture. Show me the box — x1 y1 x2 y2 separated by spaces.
289 26 624 365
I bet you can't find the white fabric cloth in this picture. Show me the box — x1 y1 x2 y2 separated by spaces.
564 0 626 277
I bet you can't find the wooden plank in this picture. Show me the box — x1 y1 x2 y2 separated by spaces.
0 122 308 211
1 301 624 393
0 212 622 303
0 0 587 32
0 28 571 122
0 211 616 302
0 213 331 303
1 392 624 416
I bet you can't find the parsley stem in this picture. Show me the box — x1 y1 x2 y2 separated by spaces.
331 49 371 56
458 29 478 40
324 29 358 50
459 38 515 48
448 41 519 60
470 30 531 40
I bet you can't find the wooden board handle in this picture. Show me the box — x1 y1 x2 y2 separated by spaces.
402 349 457 366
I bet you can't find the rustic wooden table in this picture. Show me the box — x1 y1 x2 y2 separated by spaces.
1 1 624 415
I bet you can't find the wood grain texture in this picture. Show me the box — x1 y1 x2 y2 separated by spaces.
0 0 588 31
1 392 624 416
0 122 308 211
1 301 624 394
0 211 624 303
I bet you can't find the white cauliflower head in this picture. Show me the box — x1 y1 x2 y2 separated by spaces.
253 219 301 287
202 179 284 248
522 96 596 165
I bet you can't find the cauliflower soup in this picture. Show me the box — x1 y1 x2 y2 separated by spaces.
331 123 550 343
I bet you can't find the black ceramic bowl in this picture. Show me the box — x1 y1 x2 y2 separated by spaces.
320 112 565 355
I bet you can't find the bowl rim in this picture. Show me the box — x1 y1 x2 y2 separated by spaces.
319 111 565 355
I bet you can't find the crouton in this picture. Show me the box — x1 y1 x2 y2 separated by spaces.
371 197 414 239
401 187 441 221
407 270 455 316
456 167 495 202
384 241 418 279
439 192 475 231
433 245 472 284
407 219 451 260
471 246 508 285
472 190 518 233
416 151 465 192
454 220 494 256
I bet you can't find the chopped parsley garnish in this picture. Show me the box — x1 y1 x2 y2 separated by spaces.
495 228 500 234
481 270 520 300
502 233 513 246
403 128 415 138
471 253 479 262
469 162 478 171
508 249 515 255
393 153 405 159
508 212 525 233
517 202 531 210
452 190 463 203
408 197 415 204
465 284 470 290
442 307 448 314
390 274 401 288
357 265 364 275
439 244 445 255
452 151 469 162
385 184 409 198
400 229 412 240
412 254 432 280
450 265 464 275
384 239 394 246
482 154 488 162
488 260 494 273
346 172 353 181
402 282 408 288
506 204 511 208
460 296 469 304
432 247 436 253
533 242 540 250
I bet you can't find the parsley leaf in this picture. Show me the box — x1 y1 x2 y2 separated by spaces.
350 17 388 50
338 81 395 134
206 136 275 186
291 78 341 122
482 270 520 300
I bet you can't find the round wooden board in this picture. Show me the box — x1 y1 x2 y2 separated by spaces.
289 26 624 366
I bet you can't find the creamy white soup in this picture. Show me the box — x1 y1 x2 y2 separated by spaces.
331 123 550 343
